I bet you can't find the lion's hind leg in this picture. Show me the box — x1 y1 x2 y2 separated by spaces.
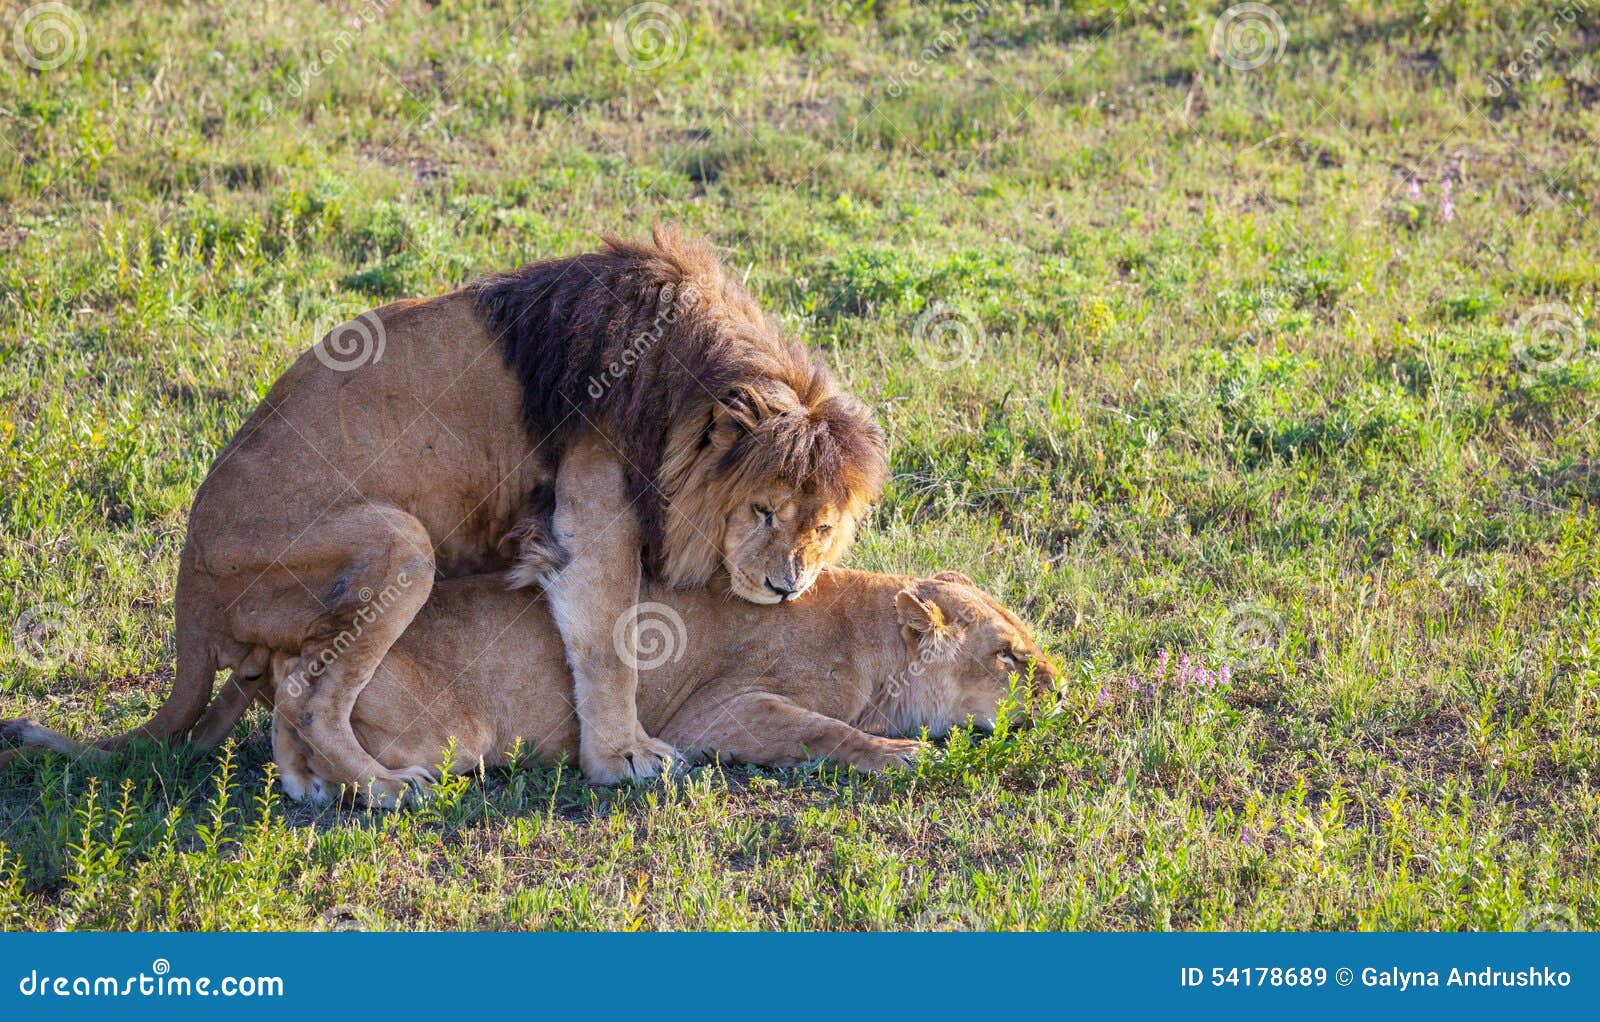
249 502 436 804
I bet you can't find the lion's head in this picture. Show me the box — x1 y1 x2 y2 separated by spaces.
659 376 884 603
478 223 887 605
882 570 1058 735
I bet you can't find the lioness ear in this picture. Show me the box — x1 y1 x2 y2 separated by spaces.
895 588 947 635
932 570 974 587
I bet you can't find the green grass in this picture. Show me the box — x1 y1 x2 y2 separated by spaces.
2 0 1599 931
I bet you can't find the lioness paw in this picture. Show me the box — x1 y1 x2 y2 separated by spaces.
359 765 436 809
849 737 928 773
279 768 335 806
580 734 679 785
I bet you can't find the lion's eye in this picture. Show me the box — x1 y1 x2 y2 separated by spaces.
753 504 775 526
997 650 1018 669
815 522 833 535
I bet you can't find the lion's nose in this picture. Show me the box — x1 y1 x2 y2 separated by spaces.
764 578 797 599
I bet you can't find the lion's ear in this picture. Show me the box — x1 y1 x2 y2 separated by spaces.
711 386 763 439
932 570 974 588
720 385 761 428
895 588 948 636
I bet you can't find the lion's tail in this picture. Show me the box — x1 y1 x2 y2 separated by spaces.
0 717 95 768
0 666 269 771
0 581 277 770
94 592 221 751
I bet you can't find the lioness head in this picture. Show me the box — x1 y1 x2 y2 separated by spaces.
661 376 886 605
882 570 1058 736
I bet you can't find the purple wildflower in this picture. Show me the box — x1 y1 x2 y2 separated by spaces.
1407 177 1423 201
1439 176 1455 223
1157 647 1169 687
1179 652 1192 688
1220 664 1232 687
1096 686 1113 707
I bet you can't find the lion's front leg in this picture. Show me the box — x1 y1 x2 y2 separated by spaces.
542 430 677 784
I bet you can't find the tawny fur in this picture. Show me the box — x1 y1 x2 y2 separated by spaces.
275 566 1057 800
0 227 886 789
4 568 1057 795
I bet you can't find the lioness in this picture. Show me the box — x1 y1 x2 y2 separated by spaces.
32 227 885 795
268 566 1055 800
5 568 1056 802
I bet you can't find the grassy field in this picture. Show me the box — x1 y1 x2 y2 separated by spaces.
2 0 1599 931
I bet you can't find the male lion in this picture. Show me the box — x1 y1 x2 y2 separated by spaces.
4 562 1052 801
11 227 885 796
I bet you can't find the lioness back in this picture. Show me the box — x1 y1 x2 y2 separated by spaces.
348 573 877 773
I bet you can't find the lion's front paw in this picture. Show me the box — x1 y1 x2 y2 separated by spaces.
580 733 679 785
359 765 435 809
279 767 336 807
846 736 929 773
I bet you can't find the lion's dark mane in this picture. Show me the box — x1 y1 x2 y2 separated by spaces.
472 225 885 576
